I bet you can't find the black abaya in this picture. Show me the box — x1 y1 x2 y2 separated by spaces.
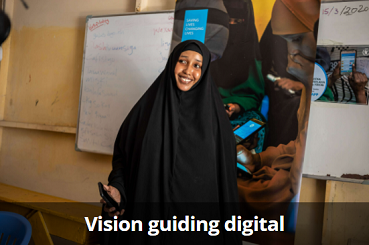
260 22 300 147
102 40 241 245
210 0 261 89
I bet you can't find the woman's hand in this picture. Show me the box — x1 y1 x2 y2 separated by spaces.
274 78 304 93
241 133 259 151
236 145 261 173
328 61 341 87
100 184 125 217
225 103 241 117
348 64 368 104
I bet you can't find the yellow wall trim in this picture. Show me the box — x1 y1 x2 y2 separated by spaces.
0 120 76 134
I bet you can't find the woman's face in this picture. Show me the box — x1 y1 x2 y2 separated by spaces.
174 50 203 91
280 32 316 86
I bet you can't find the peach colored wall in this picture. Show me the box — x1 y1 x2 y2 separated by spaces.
0 0 175 202
0 0 136 202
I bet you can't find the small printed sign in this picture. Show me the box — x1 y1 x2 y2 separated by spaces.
181 9 208 43
312 63 328 101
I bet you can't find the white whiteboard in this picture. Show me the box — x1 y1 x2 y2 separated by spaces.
303 102 369 179
303 1 369 179
76 12 174 155
318 1 369 45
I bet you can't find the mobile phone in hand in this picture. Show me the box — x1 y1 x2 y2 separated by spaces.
98 182 121 212
340 50 356 75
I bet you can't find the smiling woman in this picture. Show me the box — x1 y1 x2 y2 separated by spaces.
174 49 203 91
100 40 241 245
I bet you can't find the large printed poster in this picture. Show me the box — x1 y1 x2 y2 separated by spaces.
172 0 320 243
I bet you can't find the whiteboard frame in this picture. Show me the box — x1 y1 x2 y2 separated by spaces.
302 174 366 184
75 10 174 155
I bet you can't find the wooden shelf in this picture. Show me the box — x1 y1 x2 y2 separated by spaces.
0 120 76 134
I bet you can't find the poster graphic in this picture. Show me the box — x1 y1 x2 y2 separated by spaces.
181 9 208 43
315 45 369 104
171 0 321 244
312 63 328 101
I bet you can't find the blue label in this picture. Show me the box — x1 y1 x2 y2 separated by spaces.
181 9 208 43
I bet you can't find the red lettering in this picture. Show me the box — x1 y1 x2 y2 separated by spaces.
153 27 173 35
89 19 109 32
92 42 106 51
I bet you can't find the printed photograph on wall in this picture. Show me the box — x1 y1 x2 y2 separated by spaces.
171 0 322 243
313 0 369 104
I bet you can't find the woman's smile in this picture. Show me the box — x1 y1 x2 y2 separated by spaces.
178 74 193 84
174 50 203 91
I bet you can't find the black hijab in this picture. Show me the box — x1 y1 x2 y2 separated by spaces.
260 21 330 147
210 0 261 89
104 40 241 245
